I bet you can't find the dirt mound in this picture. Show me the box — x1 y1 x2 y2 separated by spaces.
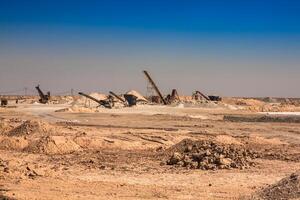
250 171 300 200
27 136 81 155
0 136 29 150
126 90 148 102
7 120 55 137
165 139 258 170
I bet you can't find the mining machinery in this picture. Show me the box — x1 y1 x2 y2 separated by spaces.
109 91 139 107
78 92 113 109
35 85 50 104
143 70 167 105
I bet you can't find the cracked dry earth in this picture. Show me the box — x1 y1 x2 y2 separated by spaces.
0 104 300 199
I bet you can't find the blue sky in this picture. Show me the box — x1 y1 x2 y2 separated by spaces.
0 0 300 97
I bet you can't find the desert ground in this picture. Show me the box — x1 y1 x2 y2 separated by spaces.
1 96 300 200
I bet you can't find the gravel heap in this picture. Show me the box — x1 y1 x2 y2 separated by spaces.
251 171 300 200
165 139 258 170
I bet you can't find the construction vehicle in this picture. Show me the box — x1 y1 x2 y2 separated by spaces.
35 85 50 104
78 92 113 109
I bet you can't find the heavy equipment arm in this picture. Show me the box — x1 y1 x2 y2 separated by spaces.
195 90 210 101
35 85 50 104
78 92 112 109
109 91 126 103
143 70 167 105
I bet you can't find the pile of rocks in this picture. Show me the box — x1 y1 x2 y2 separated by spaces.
166 139 258 170
250 171 300 200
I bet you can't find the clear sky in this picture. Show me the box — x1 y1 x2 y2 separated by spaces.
0 0 299 97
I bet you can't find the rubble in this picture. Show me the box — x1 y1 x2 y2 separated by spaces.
249 171 300 200
165 139 258 170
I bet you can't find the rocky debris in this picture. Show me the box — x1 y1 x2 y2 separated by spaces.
26 136 82 155
7 120 55 137
0 159 9 174
165 139 258 170
249 171 300 200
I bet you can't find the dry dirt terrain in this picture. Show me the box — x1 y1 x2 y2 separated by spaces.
1 102 300 200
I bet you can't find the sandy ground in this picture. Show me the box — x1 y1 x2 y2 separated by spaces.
0 103 300 199
261 112 300 116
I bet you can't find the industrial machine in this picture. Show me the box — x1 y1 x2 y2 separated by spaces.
192 91 222 101
35 85 50 104
109 91 126 103
78 92 113 109
143 70 167 105
192 91 210 101
109 91 140 107
143 70 182 105
165 89 180 104
123 94 137 107
208 95 222 101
